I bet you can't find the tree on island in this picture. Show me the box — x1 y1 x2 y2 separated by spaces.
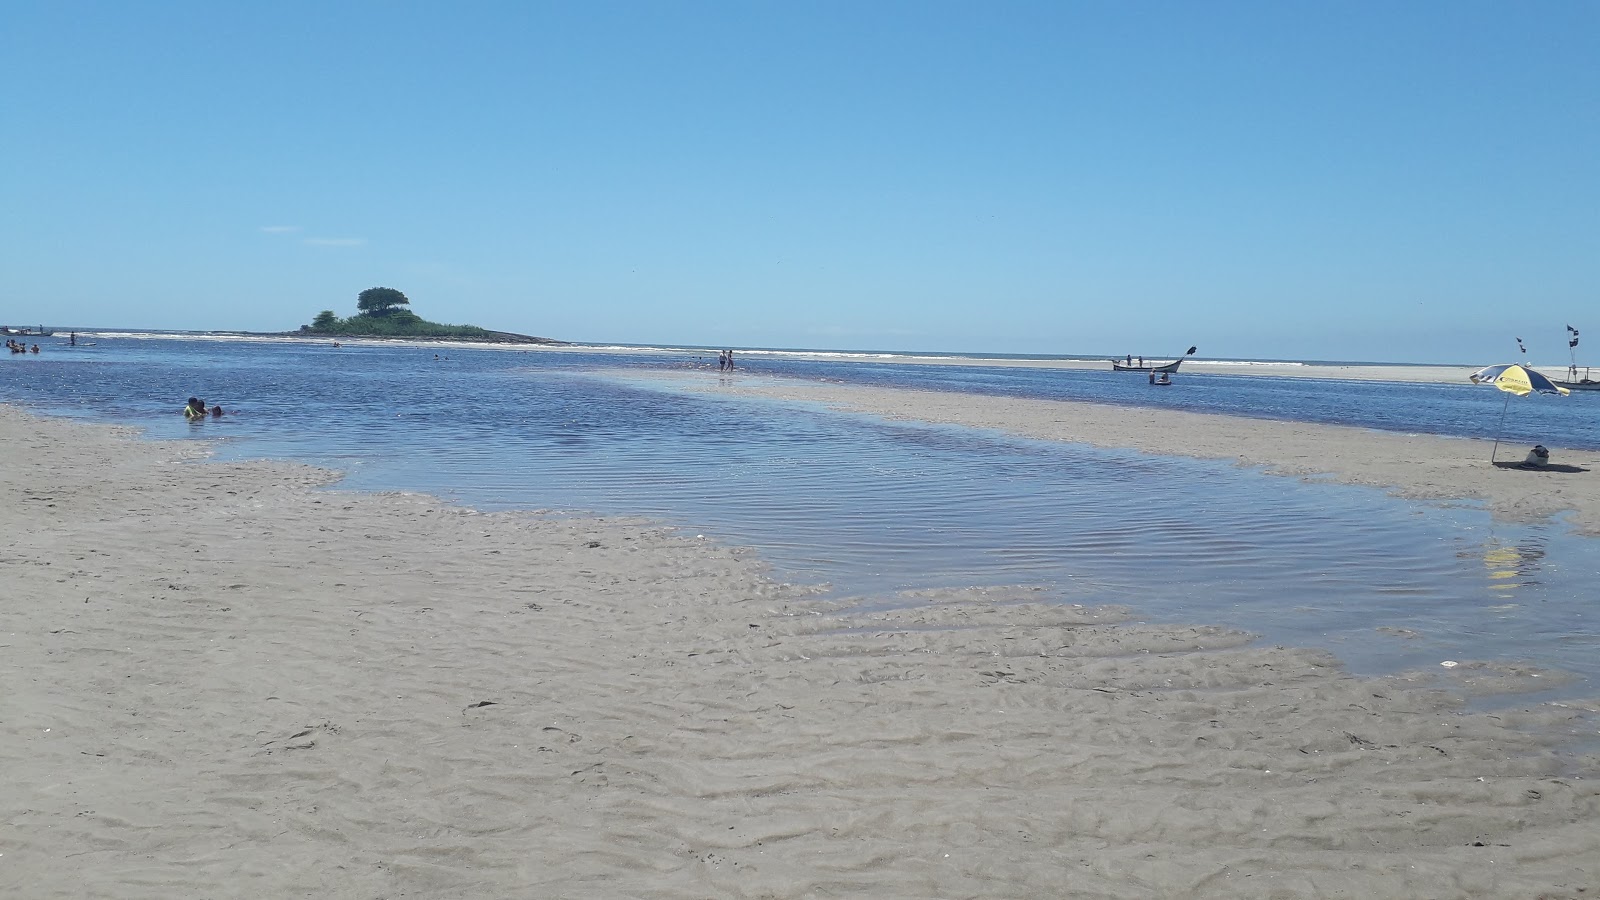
300 287 522 340
356 287 410 317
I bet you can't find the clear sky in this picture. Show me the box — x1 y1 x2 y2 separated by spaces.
2 1 1595 364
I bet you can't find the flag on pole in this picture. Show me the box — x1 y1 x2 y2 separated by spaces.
1568 325 1580 349
1516 337 1526 354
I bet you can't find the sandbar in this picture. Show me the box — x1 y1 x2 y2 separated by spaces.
657 373 1600 536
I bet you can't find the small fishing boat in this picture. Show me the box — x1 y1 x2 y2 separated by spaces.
3 325 53 337
1554 325 1598 391
1554 368 1600 391
1111 346 1196 373
1114 357 1182 373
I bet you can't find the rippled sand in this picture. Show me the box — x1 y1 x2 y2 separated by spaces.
3 404 1597 898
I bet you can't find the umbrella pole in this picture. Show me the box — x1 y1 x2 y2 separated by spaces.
1490 392 1511 463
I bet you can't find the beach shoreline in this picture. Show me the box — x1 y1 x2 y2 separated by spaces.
60 330 1497 384
473 346 1488 385
644 372 1600 536
3 402 1598 898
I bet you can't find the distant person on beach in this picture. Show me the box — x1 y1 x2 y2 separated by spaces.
209 405 224 418
31 344 40 354
1125 354 1132 365
69 332 76 346
184 397 207 420
725 349 734 371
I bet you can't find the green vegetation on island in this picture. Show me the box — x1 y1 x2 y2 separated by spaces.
300 288 558 343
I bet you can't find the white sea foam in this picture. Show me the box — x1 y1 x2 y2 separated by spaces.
85 331 312 343
1188 359 1308 367
82 331 554 352
575 343 956 361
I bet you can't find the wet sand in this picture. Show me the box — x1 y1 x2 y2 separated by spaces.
255 332 1482 385
762 356 1481 384
543 343 1486 384
2 403 1597 898
661 373 1600 536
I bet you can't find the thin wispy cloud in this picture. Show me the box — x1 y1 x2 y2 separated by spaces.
259 225 300 233
303 237 367 247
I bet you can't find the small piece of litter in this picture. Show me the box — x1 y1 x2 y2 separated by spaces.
1440 660 1459 668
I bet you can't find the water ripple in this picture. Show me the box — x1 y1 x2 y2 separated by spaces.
4 337 1598 695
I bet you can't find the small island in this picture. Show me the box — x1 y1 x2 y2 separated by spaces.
299 288 562 344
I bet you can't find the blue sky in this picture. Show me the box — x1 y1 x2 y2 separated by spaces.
2 1 1595 363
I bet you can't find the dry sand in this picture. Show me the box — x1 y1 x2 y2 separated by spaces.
659 374 1600 537
3 404 1598 899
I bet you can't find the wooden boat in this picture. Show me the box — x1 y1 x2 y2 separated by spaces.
3 325 52 337
1554 367 1600 391
1556 327 1597 390
1112 346 1195 373
1113 357 1183 373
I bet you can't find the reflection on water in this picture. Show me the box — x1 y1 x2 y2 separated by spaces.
1472 539 1547 594
3 337 1599 698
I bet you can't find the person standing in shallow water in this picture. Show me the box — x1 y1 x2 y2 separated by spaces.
184 397 207 420
724 349 734 371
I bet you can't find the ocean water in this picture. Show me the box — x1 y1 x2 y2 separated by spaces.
5 334 1598 700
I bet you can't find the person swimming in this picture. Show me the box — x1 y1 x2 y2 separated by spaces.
184 397 207 419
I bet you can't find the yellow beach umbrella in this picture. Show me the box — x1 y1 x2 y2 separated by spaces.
1469 363 1569 462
